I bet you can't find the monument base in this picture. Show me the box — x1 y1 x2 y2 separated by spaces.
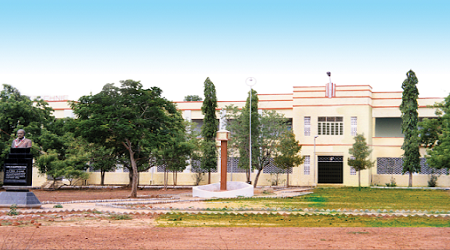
0 190 41 208
192 181 254 198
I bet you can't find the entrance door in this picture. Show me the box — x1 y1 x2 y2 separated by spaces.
318 156 343 184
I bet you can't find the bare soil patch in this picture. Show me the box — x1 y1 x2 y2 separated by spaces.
1 226 449 249
0 188 449 249
30 187 190 202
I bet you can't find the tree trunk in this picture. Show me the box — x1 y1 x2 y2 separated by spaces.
358 170 361 191
286 171 290 188
253 169 262 188
409 172 413 187
101 170 105 186
173 171 177 187
164 168 168 190
129 152 138 198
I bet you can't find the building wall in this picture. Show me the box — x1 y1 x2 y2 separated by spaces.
32 85 447 188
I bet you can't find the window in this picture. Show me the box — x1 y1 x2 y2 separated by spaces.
318 117 343 135
351 116 357 136
304 116 311 136
304 156 310 175
349 156 356 175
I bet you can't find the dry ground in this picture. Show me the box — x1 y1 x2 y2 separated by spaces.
0 187 449 249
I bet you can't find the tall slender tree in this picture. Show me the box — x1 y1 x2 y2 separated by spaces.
226 89 260 183
348 134 374 191
400 70 421 187
200 77 218 183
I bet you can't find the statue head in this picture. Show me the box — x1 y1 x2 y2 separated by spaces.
17 129 25 139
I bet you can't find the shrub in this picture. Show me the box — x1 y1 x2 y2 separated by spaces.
428 175 438 187
7 204 19 216
53 204 63 208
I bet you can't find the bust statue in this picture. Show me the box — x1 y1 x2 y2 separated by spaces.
11 129 32 148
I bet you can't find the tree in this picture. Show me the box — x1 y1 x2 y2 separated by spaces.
200 77 218 183
226 107 289 187
226 89 260 184
274 131 304 187
156 120 194 189
348 134 374 191
419 94 450 172
89 145 118 186
36 133 90 189
400 70 421 187
71 80 183 198
184 95 203 101
0 84 54 166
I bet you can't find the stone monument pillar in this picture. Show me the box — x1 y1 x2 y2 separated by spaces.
0 132 41 208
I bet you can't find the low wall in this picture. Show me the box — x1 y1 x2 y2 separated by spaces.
372 174 450 187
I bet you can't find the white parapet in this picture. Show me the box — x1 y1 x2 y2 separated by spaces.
192 181 254 198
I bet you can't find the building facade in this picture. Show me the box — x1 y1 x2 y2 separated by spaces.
36 84 449 187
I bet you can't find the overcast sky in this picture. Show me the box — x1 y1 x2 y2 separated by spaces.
1 0 449 102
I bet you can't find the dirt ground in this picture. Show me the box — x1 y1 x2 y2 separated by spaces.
1 187 449 250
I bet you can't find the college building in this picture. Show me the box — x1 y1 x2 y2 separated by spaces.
33 83 450 188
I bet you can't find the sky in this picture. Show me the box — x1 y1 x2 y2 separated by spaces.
1 0 449 102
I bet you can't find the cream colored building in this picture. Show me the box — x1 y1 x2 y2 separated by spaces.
37 84 449 187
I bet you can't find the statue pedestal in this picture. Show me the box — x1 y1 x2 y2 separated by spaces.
1 148 41 208
0 187 41 208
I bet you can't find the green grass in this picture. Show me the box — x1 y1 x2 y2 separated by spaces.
157 213 450 227
208 187 450 211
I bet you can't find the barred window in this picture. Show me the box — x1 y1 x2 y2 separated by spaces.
304 116 311 136
351 116 357 136
304 156 310 175
318 117 343 135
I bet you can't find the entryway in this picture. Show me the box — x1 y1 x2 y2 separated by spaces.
318 156 343 184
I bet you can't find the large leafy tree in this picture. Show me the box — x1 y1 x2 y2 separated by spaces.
71 80 183 198
226 89 260 183
348 134 374 191
419 94 450 172
200 77 218 183
400 70 421 187
274 131 304 187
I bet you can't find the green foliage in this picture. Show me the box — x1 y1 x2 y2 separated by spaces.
274 131 304 187
348 134 374 190
0 84 55 166
428 175 438 187
71 80 183 197
400 70 421 186
226 89 261 183
200 77 218 183
53 204 63 208
7 204 18 216
108 214 132 220
156 120 194 188
385 177 397 187
184 95 202 101
36 134 90 188
419 94 450 172
88 145 117 186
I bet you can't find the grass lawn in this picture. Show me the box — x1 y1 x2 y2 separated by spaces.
157 213 450 227
206 187 450 211
156 187 450 227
